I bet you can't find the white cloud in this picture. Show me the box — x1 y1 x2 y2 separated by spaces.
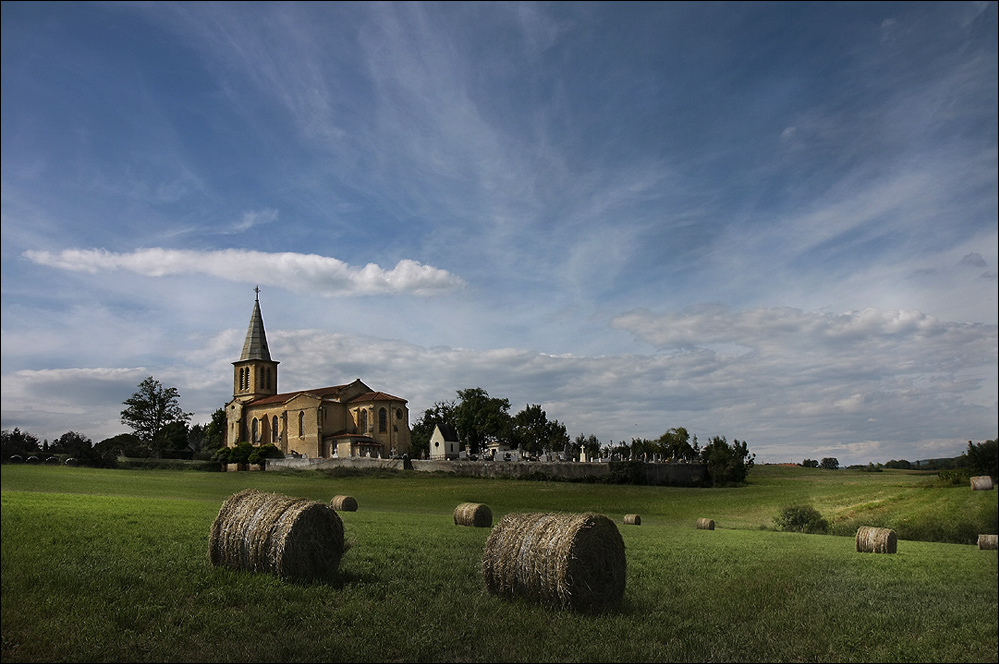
23 248 466 296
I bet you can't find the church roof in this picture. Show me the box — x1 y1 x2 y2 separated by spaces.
433 422 459 442
239 294 272 362
350 391 407 403
247 383 356 406
243 382 406 407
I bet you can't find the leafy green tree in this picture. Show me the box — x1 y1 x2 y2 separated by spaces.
962 439 998 478
452 388 512 454
820 457 839 470
658 427 697 462
94 433 143 459
1 428 41 460
575 433 602 461
801 458 819 468
189 408 228 460
50 431 95 460
203 408 227 450
631 437 657 460
120 377 191 457
700 436 755 486
155 421 191 458
511 404 569 455
608 440 631 460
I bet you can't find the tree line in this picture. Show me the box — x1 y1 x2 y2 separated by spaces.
2 376 767 485
410 387 756 485
2 377 228 466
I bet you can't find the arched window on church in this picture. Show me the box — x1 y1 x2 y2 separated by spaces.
359 409 368 433
272 416 279 443
251 418 259 443
379 408 387 433
298 411 305 438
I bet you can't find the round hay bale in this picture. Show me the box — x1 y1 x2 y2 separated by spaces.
454 502 492 527
970 476 994 491
855 526 897 554
978 534 998 550
623 514 641 526
696 518 715 530
481 512 626 612
330 495 358 511
209 489 345 581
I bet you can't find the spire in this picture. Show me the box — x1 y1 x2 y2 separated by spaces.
240 288 271 361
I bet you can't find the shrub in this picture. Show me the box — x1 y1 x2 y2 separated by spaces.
774 504 828 534
937 468 971 486
248 443 283 465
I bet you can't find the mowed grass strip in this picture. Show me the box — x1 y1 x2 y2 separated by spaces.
1 464 997 662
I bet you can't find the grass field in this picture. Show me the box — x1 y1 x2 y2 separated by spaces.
1 463 996 662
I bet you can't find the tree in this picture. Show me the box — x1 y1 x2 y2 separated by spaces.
94 433 143 459
120 377 191 457
820 457 839 470
510 404 569 456
156 421 191 458
658 427 697 462
700 436 755 486
575 433 602 461
189 407 228 459
2 428 41 460
452 388 512 454
962 439 998 478
50 431 95 460
801 458 819 468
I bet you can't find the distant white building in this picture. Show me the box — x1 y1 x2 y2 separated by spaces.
429 423 461 460
485 438 522 462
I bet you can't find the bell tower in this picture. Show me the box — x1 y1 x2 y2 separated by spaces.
232 287 279 402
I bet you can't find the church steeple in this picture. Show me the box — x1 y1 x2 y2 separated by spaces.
240 287 272 362
233 288 279 401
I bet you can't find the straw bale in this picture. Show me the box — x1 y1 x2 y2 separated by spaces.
209 489 345 581
970 476 994 491
454 502 492 527
696 518 715 530
855 526 897 554
623 514 641 526
978 534 998 550
330 495 358 511
481 512 626 612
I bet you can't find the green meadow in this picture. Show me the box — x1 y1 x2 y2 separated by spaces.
1 464 996 663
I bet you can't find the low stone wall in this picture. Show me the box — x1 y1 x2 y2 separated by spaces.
266 455 707 486
266 456 407 472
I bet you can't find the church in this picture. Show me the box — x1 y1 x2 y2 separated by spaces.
225 293 412 459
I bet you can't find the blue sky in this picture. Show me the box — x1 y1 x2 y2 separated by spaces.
2 1 996 465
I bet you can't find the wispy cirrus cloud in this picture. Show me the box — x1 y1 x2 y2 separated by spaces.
24 248 466 296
